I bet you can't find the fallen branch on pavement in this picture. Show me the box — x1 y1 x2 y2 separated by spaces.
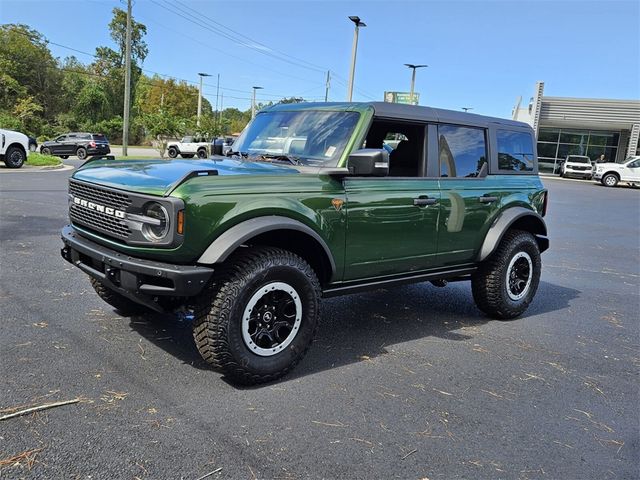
0 398 81 421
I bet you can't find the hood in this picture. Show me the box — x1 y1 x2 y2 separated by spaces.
72 157 301 196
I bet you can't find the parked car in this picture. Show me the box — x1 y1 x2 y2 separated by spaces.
211 137 235 156
593 156 640 187
61 102 549 385
40 133 110 160
28 136 37 152
0 128 29 168
560 155 592 179
167 136 210 159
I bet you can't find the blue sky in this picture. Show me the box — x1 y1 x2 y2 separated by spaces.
2 0 639 118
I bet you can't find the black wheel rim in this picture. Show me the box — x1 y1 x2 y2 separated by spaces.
77 149 86 159
242 282 302 356
9 150 23 165
506 252 533 301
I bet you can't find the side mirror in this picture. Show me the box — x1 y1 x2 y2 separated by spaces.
348 148 389 176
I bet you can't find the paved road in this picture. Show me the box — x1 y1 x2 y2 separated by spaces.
1 169 638 479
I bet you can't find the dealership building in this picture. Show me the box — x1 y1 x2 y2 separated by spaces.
512 82 640 174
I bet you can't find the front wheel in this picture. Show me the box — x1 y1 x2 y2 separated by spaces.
192 247 321 385
197 148 207 159
3 146 25 168
602 173 618 187
41 147 52 156
471 230 541 319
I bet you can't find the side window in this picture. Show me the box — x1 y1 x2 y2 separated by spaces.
363 120 426 177
628 160 640 168
438 125 487 178
56 135 66 142
497 130 534 172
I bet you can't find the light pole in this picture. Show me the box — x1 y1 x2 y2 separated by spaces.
252 86 263 119
404 64 427 105
197 72 211 127
346 16 366 102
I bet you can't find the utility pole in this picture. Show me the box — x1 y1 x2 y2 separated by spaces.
325 70 331 102
197 72 211 127
122 0 132 156
215 73 220 130
252 86 263 119
346 16 366 102
404 64 428 105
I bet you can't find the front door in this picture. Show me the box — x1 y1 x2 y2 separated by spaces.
343 178 441 280
622 158 640 182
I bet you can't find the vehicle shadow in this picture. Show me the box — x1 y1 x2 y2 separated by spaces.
127 280 580 384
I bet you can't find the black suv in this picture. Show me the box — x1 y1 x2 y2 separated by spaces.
41 133 110 160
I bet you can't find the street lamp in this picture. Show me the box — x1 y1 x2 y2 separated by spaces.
404 64 427 105
197 72 211 127
462 107 473 112
251 86 263 119
346 16 366 102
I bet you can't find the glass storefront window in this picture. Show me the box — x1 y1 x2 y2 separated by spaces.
538 128 560 142
559 130 589 145
537 142 558 158
557 144 586 158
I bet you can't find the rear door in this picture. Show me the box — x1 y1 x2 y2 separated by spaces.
435 124 497 266
343 121 440 280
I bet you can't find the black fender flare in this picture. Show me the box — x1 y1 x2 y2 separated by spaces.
197 216 336 276
477 207 548 262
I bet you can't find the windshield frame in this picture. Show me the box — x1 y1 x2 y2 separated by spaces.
231 109 361 168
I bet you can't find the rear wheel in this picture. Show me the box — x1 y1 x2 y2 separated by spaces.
90 278 150 317
3 146 25 168
602 173 618 187
192 247 321 385
76 147 87 160
472 230 541 319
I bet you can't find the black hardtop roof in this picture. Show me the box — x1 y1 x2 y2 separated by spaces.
266 101 530 130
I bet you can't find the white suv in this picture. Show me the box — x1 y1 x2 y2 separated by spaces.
167 136 210 159
0 128 29 168
560 155 593 179
593 156 640 187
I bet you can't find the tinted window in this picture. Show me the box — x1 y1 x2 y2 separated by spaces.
497 130 534 172
438 125 487 178
92 134 108 142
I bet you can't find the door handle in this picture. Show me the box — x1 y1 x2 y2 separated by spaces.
414 196 438 206
478 195 498 204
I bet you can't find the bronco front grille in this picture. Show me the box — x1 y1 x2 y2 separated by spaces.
69 180 132 240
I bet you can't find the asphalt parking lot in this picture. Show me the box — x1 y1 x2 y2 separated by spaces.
1 165 638 479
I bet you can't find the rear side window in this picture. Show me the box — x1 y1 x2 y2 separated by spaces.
497 130 534 172
438 125 487 178
92 134 108 142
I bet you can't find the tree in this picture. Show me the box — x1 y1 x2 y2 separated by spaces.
13 96 43 133
139 110 182 158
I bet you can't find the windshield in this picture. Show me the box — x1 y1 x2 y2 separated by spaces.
567 156 590 163
232 110 360 167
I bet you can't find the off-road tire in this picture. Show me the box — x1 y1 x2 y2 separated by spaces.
192 246 321 385
471 230 541 320
167 146 178 158
41 147 52 156
76 147 87 160
3 146 25 168
197 148 207 159
90 278 150 317
602 173 618 187
181 153 194 158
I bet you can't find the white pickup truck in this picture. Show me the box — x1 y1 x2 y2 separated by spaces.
0 128 29 168
167 136 210 159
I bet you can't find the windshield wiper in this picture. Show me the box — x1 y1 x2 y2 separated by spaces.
255 154 302 166
225 150 248 158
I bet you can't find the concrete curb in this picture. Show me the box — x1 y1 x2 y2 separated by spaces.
0 163 74 173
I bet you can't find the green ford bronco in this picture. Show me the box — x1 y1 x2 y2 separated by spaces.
61 102 549 384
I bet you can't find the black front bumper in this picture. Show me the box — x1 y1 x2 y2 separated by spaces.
61 225 213 312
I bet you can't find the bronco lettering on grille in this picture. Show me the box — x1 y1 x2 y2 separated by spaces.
72 196 126 219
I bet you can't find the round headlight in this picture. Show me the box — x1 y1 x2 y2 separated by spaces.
142 202 170 241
